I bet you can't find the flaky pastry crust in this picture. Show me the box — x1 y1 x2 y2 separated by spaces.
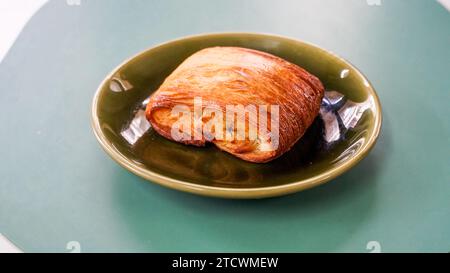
145 47 324 163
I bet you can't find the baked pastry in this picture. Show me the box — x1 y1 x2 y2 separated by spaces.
145 47 324 163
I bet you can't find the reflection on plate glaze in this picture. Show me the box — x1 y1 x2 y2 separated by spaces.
109 74 134 93
333 133 365 164
121 98 150 145
338 97 374 130
320 90 374 145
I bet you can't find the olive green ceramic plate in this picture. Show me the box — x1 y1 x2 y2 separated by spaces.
92 33 382 199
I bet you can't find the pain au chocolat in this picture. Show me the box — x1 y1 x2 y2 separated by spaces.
145 47 324 163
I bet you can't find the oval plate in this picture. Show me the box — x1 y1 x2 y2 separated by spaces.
92 33 382 199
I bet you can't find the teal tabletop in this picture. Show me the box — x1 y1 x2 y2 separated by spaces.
0 0 449 253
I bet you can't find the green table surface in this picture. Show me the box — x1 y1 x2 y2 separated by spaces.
1 0 449 253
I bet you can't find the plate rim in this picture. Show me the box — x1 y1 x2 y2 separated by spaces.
91 32 383 199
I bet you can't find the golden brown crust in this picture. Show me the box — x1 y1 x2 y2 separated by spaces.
145 47 324 163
